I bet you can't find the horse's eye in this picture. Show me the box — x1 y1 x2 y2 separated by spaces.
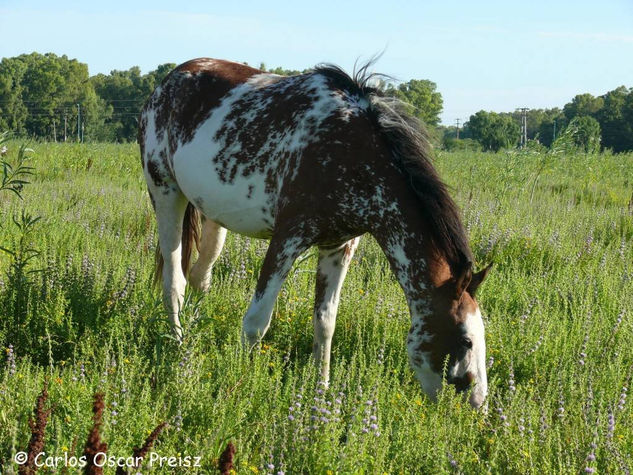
461 337 472 349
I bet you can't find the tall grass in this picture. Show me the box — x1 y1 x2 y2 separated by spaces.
0 142 631 473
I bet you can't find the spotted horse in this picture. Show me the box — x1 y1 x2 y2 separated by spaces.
139 58 492 408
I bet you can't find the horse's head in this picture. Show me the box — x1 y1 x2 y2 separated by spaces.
408 262 492 409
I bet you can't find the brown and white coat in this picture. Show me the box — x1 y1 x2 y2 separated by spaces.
139 58 491 408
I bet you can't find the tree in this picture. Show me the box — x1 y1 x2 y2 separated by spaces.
442 136 481 152
466 111 520 152
387 79 443 127
258 63 303 76
554 116 601 153
150 63 177 85
563 93 604 121
506 108 565 145
0 53 102 141
595 86 633 152
536 108 567 148
91 66 156 142
0 57 28 134
90 63 179 141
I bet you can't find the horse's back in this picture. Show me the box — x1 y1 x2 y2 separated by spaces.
140 58 376 239
140 58 263 159
153 59 264 144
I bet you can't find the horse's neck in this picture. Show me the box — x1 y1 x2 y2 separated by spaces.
372 194 450 312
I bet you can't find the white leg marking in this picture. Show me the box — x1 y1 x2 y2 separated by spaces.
242 236 310 346
152 190 188 341
313 237 360 384
189 219 227 292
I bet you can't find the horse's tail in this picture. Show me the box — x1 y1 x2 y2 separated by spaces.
153 203 201 286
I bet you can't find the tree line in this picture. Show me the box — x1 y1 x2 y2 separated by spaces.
0 53 442 143
442 88 633 153
0 53 175 142
1 52 631 152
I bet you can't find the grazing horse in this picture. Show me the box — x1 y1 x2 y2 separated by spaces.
139 58 491 408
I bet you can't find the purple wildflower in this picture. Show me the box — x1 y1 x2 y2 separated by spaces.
618 386 627 411
173 410 183 431
447 452 458 469
6 344 16 375
607 410 615 438
508 364 516 392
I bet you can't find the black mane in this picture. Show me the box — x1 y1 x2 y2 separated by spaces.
314 61 473 272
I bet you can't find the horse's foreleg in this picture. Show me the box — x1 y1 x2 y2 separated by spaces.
153 189 189 341
242 233 311 347
189 218 227 292
313 237 360 385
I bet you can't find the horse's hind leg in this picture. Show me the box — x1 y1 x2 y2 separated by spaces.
151 188 189 341
313 237 360 385
189 218 227 292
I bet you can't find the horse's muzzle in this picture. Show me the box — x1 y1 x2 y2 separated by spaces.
448 372 486 409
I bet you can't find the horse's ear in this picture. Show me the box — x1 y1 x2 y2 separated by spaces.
454 260 473 298
467 262 493 296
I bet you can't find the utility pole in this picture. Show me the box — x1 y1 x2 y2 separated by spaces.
455 118 461 139
77 103 81 142
64 113 68 142
553 119 557 142
517 108 529 148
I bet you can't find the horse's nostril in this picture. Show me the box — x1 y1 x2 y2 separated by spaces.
449 372 474 392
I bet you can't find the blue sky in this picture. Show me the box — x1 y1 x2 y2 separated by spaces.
1 0 632 125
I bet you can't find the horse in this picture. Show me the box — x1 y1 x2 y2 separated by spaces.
139 57 491 409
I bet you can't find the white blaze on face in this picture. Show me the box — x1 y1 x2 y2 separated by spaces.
453 306 488 409
408 304 488 409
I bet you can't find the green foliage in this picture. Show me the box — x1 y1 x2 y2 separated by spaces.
0 143 631 472
558 88 633 153
595 86 633 153
0 51 632 151
563 93 604 121
0 53 103 141
0 58 28 134
463 90 631 153
0 133 34 198
442 136 481 152
0 54 175 143
387 79 443 127
467 110 520 151
0 136 42 365
535 109 567 148
90 64 176 142
258 63 305 76
501 108 567 147
553 116 602 154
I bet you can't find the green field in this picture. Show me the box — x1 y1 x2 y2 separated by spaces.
0 142 631 473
